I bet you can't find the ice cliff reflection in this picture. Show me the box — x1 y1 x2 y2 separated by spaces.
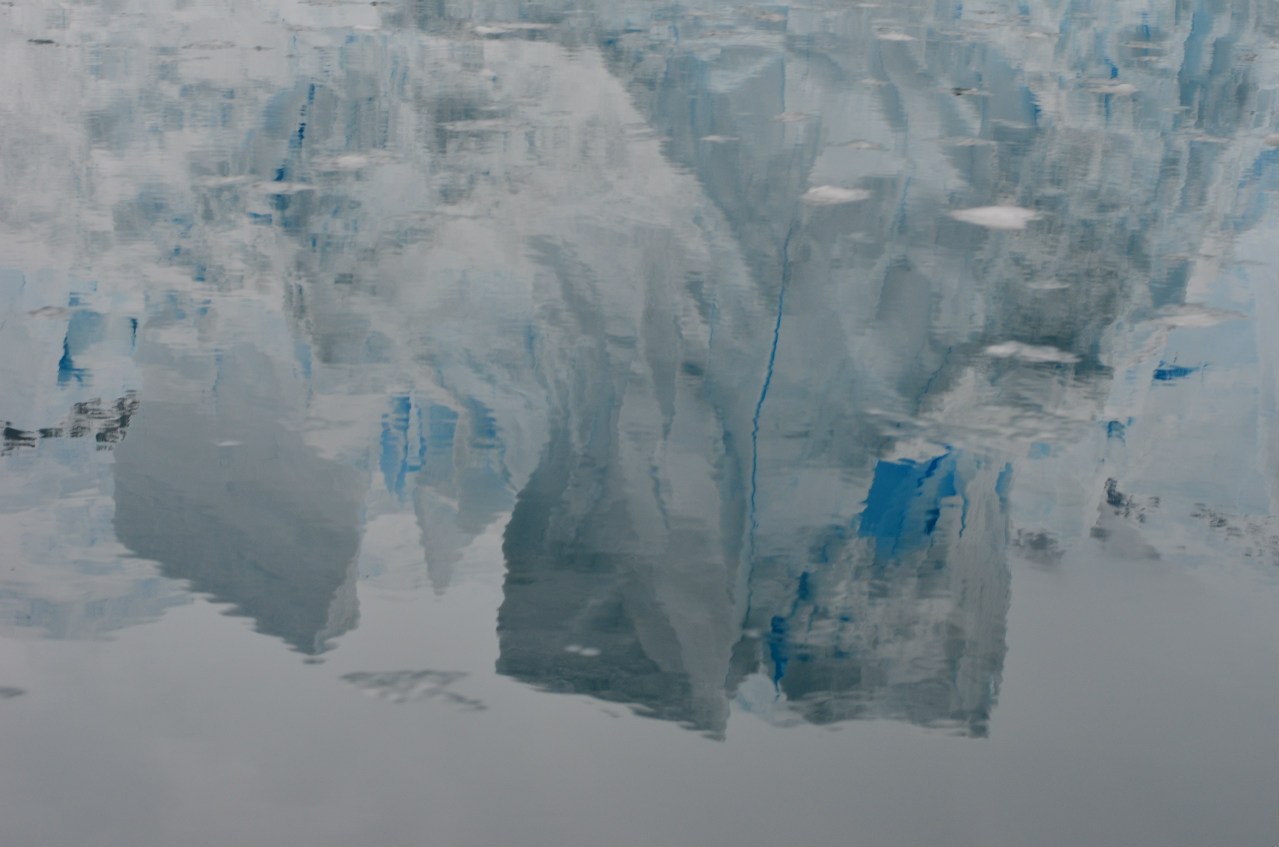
1 0 1277 745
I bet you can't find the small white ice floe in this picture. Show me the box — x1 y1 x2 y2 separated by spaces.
196 174 256 188
949 205 1040 230
943 137 996 147
876 31 915 41
802 185 871 205
1095 82 1139 96
258 181 315 195
699 135 739 143
215 440 243 447
473 22 552 36
314 154 376 172
985 342 1079 364
181 40 235 50
841 139 886 150
773 111 808 123
1153 304 1246 328
1264 134 1279 147
563 644 601 657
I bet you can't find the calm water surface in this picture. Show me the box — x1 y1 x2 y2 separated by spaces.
1 0 1278 844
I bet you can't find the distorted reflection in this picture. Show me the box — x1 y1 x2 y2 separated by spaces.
342 670 487 710
113 344 365 654
0 0 1276 748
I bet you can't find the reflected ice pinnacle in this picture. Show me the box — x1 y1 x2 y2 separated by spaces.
113 346 364 655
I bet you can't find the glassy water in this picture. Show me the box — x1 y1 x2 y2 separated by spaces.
1 0 1277 844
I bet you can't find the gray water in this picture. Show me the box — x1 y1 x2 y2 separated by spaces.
1 0 1278 844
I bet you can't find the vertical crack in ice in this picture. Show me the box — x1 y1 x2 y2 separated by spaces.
748 219 798 578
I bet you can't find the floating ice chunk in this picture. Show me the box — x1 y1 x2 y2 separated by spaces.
773 111 808 123
943 137 996 147
258 181 314 194
876 31 915 41
803 185 871 205
563 644 583 654
577 647 601 658
473 22 552 36
181 40 235 50
441 118 511 132
196 174 255 187
699 135 739 143
313 154 378 172
1153 304 1246 327
1265 134 1279 147
949 205 1040 230
1095 82 1138 95
985 342 1079 364
215 440 243 447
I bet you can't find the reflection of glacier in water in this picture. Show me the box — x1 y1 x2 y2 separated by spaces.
493 0 1279 735
0 0 1276 739
112 345 365 655
499 438 1010 736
